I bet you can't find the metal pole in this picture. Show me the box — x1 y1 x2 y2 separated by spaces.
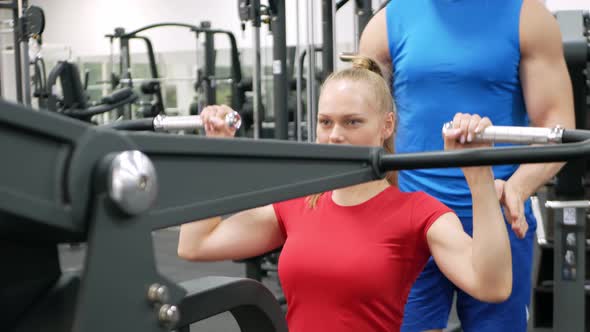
0 20 3 96
271 0 288 140
117 33 131 87
19 0 31 107
251 0 261 139
194 30 200 96
331 0 337 71
321 0 334 78
306 0 316 142
202 22 216 106
355 0 372 44
116 28 132 119
13 0 22 103
108 37 114 88
192 29 204 116
20 37 30 106
353 1 359 52
295 0 303 141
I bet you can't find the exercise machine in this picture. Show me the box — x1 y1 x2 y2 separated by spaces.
39 60 138 122
105 22 245 120
2 96 590 331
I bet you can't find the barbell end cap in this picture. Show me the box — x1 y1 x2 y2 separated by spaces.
226 111 242 130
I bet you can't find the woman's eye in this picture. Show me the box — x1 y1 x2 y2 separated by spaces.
319 119 332 126
347 119 362 125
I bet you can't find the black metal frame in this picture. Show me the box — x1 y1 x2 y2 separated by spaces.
269 0 289 140
293 0 372 142
554 11 589 198
321 0 334 79
37 61 138 122
530 10 590 332
355 0 373 35
238 0 289 140
106 23 244 117
334 0 372 30
321 0 372 75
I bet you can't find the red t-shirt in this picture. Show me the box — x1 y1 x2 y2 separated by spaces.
273 186 453 332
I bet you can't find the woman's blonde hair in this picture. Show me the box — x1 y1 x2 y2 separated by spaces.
306 55 397 208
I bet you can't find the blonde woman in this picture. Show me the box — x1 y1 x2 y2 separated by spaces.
178 56 512 332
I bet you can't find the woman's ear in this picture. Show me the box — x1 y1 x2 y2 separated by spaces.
382 112 395 140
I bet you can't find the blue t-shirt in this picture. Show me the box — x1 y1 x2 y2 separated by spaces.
386 0 528 217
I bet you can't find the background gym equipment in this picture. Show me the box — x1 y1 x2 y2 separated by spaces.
105 22 246 121
0 0 44 105
2 97 590 332
238 0 289 140
38 61 138 122
529 9 590 332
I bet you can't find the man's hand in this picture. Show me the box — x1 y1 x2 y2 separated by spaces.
494 179 528 239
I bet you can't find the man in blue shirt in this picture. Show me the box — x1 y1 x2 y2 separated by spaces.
360 0 575 331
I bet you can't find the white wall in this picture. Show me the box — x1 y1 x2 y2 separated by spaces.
30 0 589 58
546 0 590 11
29 0 371 57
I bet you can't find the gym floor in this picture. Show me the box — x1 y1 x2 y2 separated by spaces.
57 228 466 332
